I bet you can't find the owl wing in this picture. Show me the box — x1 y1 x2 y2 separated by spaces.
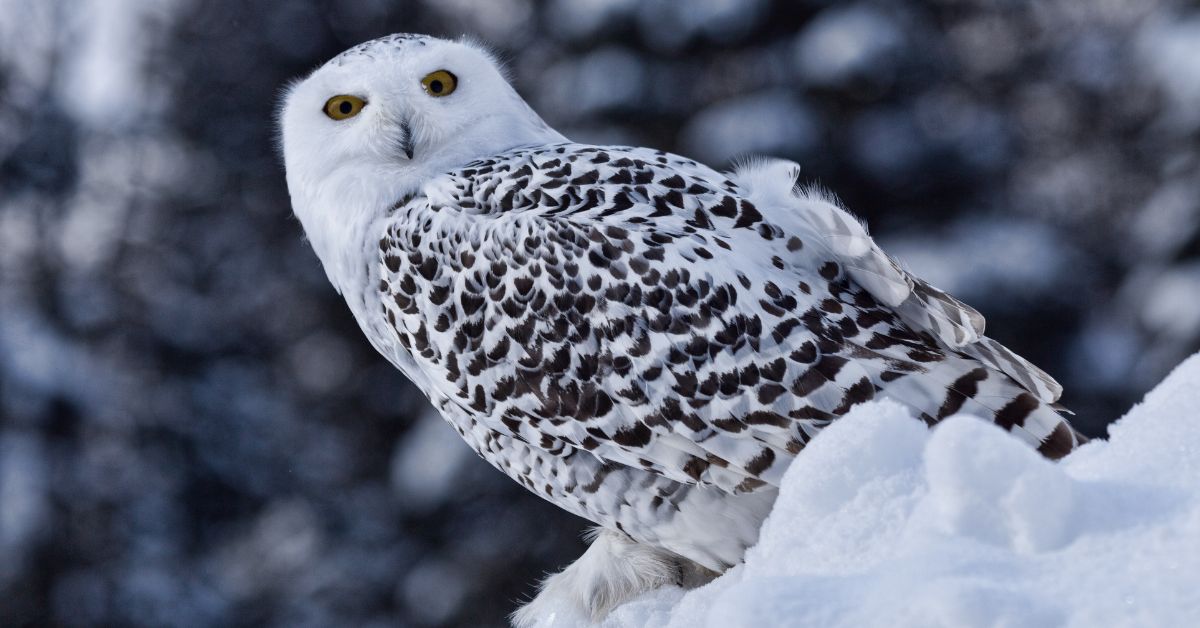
378 144 1065 496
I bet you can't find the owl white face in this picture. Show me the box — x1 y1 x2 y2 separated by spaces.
279 34 562 296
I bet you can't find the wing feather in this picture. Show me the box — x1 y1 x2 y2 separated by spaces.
733 159 1061 402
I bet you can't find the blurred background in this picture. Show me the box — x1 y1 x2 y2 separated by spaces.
2 0 1198 625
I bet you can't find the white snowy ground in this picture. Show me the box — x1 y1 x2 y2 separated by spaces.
602 354 1200 628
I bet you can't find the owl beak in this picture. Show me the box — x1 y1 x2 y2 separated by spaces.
399 118 415 160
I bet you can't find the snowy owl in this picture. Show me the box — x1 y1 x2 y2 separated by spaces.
280 34 1086 625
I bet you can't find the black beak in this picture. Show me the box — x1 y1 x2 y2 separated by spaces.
399 119 415 160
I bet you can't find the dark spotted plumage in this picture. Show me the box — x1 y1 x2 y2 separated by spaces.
362 142 1087 571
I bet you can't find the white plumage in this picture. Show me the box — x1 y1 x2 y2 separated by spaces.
280 34 1085 625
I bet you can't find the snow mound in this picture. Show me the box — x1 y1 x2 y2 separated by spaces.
605 355 1200 627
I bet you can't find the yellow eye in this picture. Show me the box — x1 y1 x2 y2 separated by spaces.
420 70 458 97
323 95 366 120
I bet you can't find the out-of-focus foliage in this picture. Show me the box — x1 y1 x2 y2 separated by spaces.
0 0 1196 626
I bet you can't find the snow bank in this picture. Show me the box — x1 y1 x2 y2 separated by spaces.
605 354 1200 627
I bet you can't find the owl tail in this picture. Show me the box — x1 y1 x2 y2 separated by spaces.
873 355 1088 460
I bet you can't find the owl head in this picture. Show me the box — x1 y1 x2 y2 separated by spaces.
279 34 562 294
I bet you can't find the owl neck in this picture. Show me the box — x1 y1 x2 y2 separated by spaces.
290 164 403 304
306 138 565 294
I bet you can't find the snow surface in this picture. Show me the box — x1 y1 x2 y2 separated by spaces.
601 354 1200 627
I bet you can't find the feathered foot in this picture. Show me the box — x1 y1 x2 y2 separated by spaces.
511 528 711 627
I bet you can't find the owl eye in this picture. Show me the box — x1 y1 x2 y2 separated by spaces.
420 70 458 97
324 95 366 120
